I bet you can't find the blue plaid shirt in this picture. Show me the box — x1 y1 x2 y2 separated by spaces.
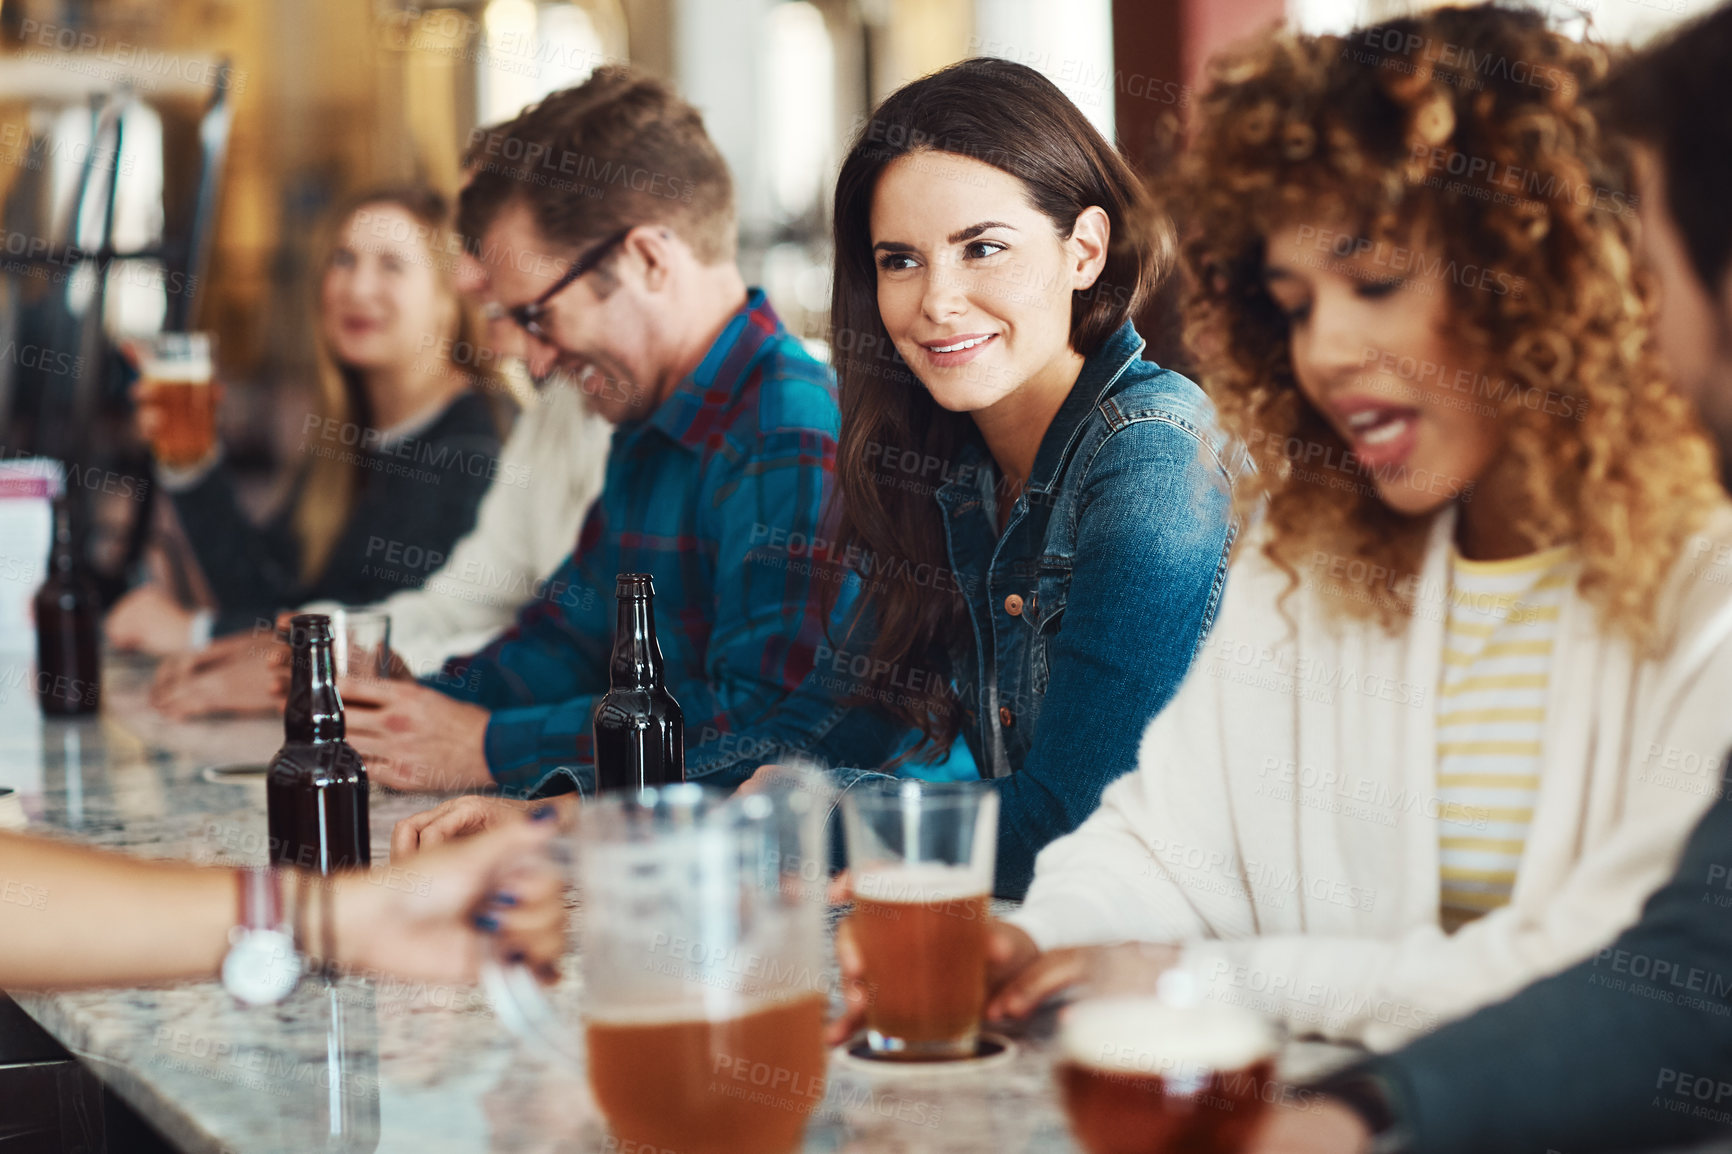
431 290 839 795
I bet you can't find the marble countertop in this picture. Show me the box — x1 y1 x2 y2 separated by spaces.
0 655 1356 1153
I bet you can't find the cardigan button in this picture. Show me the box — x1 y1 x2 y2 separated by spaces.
999 706 1015 728
1004 594 1023 617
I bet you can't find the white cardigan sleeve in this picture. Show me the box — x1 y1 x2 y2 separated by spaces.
1175 596 1732 1051
370 389 608 676
1008 648 1264 949
1011 516 1732 1053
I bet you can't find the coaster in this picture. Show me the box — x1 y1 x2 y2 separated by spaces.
201 763 270 785
832 1033 1016 1074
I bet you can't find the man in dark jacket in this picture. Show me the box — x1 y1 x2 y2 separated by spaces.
1254 4 1732 1151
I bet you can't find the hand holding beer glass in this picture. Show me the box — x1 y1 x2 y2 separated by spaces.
840 779 998 1060
131 333 220 470
484 772 834 1154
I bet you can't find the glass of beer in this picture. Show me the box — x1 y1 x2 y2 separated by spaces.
485 770 835 1154
136 333 217 469
1056 984 1280 1154
841 778 998 1060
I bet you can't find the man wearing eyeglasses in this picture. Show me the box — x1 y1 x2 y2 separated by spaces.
340 67 841 798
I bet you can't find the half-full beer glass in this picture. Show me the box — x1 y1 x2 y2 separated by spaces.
841 778 997 1060
137 333 216 469
1056 963 1280 1154
486 772 834 1154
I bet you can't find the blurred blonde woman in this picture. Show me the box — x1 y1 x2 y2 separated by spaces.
108 185 507 653
981 5 1732 1052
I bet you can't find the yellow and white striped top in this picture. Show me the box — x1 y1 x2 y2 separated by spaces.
1436 545 1573 933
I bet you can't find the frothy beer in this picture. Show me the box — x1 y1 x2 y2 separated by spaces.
852 862 989 1058
142 347 216 469
1056 997 1278 1154
585 993 827 1154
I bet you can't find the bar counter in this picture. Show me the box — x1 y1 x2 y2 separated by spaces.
0 656 1357 1152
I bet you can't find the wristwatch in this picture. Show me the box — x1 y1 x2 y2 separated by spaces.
221 868 302 1006
1315 1068 1413 1154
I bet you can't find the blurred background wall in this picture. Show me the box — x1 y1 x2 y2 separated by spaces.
0 0 1717 587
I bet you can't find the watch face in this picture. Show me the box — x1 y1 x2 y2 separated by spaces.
223 929 302 1006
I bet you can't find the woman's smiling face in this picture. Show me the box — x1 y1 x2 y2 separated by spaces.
868 150 1106 413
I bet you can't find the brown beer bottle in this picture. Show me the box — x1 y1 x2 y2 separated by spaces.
268 614 370 873
34 497 101 716
593 574 684 792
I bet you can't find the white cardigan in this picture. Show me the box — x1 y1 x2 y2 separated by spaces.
1011 504 1732 1050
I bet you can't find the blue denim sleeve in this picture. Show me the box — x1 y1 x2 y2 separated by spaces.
990 415 1236 898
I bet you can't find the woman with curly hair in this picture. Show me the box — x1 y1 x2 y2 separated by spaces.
981 5 1732 1050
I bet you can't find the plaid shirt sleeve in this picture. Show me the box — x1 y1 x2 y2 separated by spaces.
430 372 839 798
426 546 611 796
669 418 837 753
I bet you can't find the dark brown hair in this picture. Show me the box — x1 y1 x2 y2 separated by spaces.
457 66 734 264
1599 2 1732 294
827 56 1170 756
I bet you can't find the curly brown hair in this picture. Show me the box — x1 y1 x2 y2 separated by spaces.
1171 4 1719 645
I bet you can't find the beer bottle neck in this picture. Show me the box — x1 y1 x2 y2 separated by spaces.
47 502 78 577
286 636 345 743
609 594 664 690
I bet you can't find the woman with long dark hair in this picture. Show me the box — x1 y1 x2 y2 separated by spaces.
395 60 1238 891
703 57 1239 896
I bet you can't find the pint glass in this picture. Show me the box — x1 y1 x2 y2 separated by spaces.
329 609 391 680
841 778 997 1059
1056 977 1279 1154
486 772 834 1154
137 333 216 469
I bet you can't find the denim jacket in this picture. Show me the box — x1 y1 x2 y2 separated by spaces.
687 321 1241 897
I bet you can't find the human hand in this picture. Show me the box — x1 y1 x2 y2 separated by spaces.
822 910 1043 1045
1243 1100 1373 1154
735 762 787 796
339 677 493 792
334 817 565 984
827 902 868 1046
150 631 286 719
984 939 1182 1021
105 583 197 656
390 795 574 859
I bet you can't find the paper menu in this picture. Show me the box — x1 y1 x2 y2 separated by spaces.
0 458 62 654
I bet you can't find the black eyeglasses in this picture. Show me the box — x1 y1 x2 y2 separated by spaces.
484 226 634 341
